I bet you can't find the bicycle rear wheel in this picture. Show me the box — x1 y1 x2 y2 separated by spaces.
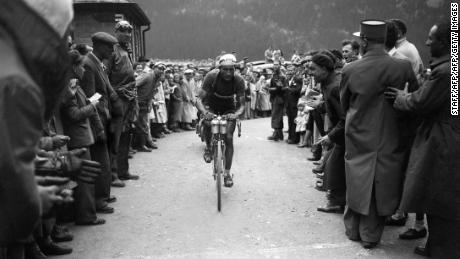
215 141 223 212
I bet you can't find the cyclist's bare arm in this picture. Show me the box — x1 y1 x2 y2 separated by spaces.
196 88 211 116
231 95 246 119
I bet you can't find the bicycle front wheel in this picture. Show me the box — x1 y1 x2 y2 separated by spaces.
215 141 223 212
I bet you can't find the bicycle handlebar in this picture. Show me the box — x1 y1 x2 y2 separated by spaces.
203 113 237 121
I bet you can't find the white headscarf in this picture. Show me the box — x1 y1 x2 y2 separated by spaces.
22 0 74 37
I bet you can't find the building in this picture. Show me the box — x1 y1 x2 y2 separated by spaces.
72 0 151 61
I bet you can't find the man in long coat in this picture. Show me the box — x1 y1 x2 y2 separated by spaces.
386 21 460 258
340 20 418 248
267 63 288 141
80 32 120 212
107 20 139 181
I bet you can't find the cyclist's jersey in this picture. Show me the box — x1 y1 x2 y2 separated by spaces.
201 69 245 115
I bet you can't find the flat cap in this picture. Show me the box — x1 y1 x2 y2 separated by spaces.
91 32 118 45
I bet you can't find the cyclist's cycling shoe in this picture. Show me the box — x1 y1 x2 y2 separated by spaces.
203 148 212 163
224 175 233 188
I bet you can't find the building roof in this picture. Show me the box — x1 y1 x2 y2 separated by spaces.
73 0 150 25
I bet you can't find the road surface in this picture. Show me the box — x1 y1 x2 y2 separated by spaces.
57 117 425 259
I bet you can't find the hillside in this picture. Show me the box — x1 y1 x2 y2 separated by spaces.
135 0 449 62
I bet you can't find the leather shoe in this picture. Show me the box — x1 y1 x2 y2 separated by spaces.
51 226 73 243
317 204 344 213
399 228 427 240
313 160 323 165
146 142 158 149
76 218 106 226
136 145 152 152
286 139 298 144
146 140 158 149
111 178 126 187
105 195 117 203
40 242 72 256
362 241 378 249
312 167 323 174
153 132 166 138
307 156 321 161
96 206 114 214
267 135 279 141
119 173 140 180
385 215 407 226
414 245 430 257
314 180 325 192
183 125 194 131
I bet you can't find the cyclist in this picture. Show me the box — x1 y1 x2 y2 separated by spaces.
196 54 246 187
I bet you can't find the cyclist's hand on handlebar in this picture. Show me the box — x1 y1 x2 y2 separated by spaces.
204 112 215 120
226 113 238 121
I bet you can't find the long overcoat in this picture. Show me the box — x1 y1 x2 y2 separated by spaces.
340 48 418 216
396 56 460 220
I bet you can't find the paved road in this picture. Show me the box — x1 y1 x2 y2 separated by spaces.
57 117 425 259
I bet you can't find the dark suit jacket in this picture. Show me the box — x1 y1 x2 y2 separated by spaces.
321 71 344 145
269 73 288 105
60 85 104 149
80 52 119 126
286 77 302 107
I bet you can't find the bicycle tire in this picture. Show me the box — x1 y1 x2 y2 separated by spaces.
215 141 223 212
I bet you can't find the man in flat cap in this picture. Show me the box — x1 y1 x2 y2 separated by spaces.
106 20 140 183
340 19 418 249
80 31 121 213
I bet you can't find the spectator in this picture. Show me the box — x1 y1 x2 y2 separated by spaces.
386 21 460 258
341 20 418 249
267 62 288 141
391 18 424 76
107 20 140 182
308 53 346 214
60 50 106 226
341 39 360 63
0 0 74 257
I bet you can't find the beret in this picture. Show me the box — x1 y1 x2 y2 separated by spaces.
91 32 118 45
311 54 335 71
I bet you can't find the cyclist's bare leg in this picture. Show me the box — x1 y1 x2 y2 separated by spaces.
224 121 236 171
202 122 212 162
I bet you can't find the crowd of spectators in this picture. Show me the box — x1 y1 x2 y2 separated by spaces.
0 1 457 258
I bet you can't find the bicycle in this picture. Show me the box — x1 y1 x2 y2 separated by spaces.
206 114 241 212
